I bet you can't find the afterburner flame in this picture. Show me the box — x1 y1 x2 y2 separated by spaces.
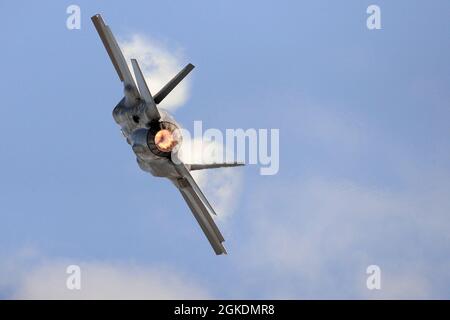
155 129 178 152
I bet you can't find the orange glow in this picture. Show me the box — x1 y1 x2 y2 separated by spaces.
154 129 178 152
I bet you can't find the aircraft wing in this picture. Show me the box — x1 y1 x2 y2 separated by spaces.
91 14 140 106
174 164 227 255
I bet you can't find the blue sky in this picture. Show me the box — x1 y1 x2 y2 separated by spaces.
0 1 449 299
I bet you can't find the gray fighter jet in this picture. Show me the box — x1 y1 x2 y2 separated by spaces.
91 14 242 255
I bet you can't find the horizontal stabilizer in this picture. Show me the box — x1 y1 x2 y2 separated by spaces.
188 162 245 171
154 63 195 104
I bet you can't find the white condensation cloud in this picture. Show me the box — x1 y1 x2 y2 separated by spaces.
119 34 191 112
11 260 210 300
176 136 244 221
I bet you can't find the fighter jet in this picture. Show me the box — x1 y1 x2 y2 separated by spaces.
91 14 242 255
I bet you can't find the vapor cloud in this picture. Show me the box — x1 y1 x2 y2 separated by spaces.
120 34 191 112
177 136 244 220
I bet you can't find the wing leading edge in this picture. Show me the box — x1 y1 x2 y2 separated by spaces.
174 164 226 255
91 14 139 106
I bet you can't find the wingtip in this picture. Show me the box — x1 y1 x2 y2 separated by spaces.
218 246 228 255
91 14 102 21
